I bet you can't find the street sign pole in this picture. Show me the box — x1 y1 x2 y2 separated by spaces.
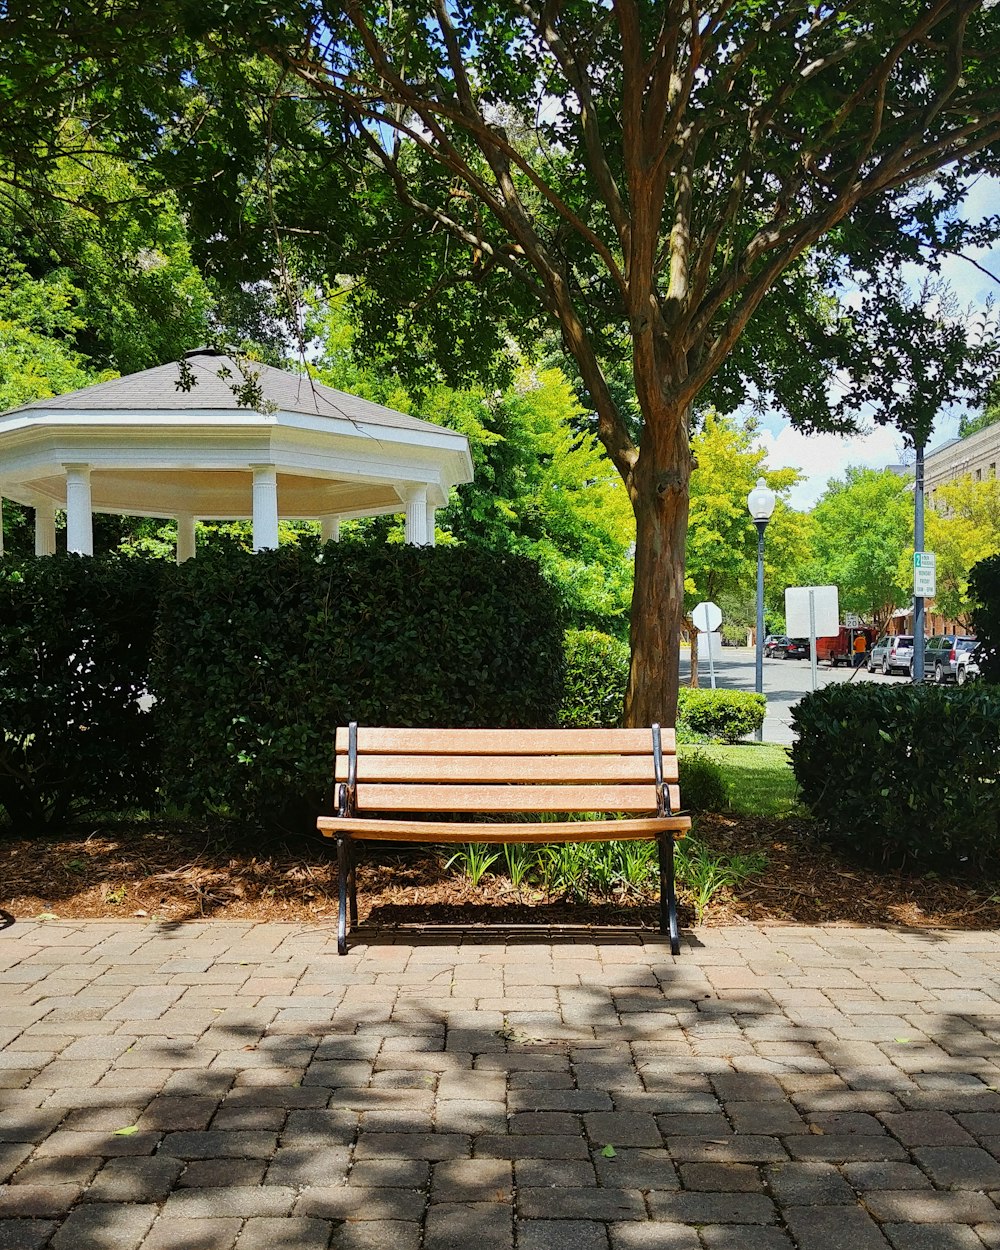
692 601 723 692
920 442 925 685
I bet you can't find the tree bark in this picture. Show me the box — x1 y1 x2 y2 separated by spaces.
623 397 693 728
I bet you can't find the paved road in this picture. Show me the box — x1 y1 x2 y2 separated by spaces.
679 646 906 745
3 920 1000 1249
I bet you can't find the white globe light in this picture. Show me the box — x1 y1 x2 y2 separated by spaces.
747 476 776 522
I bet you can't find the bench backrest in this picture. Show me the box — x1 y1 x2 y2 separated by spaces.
334 725 680 815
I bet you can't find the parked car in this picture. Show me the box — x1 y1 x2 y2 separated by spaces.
867 634 914 676
762 634 786 657
912 634 977 683
956 643 982 686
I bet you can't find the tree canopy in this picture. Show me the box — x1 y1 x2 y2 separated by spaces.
4 0 1000 720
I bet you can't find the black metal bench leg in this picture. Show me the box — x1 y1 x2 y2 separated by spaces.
336 833 350 955
348 845 358 928
658 833 680 956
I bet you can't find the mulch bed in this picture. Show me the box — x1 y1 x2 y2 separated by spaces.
3 815 1000 932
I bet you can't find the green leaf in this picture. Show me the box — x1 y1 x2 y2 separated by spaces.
114 1125 138 1136
601 1144 617 1158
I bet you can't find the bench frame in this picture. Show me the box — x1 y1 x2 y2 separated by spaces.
318 722 691 956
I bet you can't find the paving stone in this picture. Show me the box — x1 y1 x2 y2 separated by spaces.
594 1147 678 1189
178 1157 268 1187
765 1161 858 1205
348 1158 430 1188
517 1220 609 1250
783 1203 892 1250
237 1217 335 1250
911 1145 1000 1189
33 1129 161 1158
11 1155 102 1188
294 1185 427 1221
608 1223 701 1249
841 1161 935 1191
583 1112 662 1148
49 1202 158 1250
0 1183 83 1217
430 1158 511 1201
863 1191 1000 1223
329 1220 421 1249
699 1230 795 1250
883 1227 986 1250
880 1111 975 1147
422 1202 512 1250
518 1187 646 1220
784 1134 908 1163
476 1133 590 1160
726 1102 810 1135
159 1129 277 1158
647 1191 777 1224
509 1111 581 1136
140 1215 243 1250
266 1145 352 1187
0 1144 32 1182
85 1155 185 1202
665 1135 788 1163
162 1184 297 1218
678 1162 762 1192
0 1220 57 1250
514 1158 597 1188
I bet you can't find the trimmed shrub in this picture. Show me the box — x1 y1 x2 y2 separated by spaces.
791 682 1000 869
0 554 164 827
677 688 766 744
970 554 1000 683
559 629 629 727
678 750 728 812
152 542 565 831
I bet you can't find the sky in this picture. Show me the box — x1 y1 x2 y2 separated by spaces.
757 175 1000 511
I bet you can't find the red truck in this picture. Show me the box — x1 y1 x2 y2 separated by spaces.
815 626 878 666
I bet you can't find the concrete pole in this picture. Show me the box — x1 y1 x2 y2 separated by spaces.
0 497 4 557
320 516 340 544
176 514 196 563
754 519 768 742
35 500 56 556
404 486 429 546
425 502 437 548
250 465 279 551
64 464 94 555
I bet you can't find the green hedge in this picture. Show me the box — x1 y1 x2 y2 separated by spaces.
791 682 1000 869
153 542 565 831
0 554 164 827
559 629 629 727
970 554 1000 683
677 688 766 744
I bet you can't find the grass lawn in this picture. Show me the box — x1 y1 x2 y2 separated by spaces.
680 741 799 817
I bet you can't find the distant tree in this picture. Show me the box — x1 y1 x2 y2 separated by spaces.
807 468 913 633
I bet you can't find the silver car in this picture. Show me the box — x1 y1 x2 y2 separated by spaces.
867 634 914 676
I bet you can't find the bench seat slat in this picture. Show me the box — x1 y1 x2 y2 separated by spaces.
337 754 678 784
318 815 691 842
340 726 675 755
352 782 681 813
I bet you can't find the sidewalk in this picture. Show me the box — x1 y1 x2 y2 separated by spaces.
2 919 1000 1248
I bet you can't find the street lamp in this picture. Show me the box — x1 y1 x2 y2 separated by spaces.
747 477 777 742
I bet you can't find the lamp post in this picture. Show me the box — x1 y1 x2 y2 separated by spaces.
747 477 777 742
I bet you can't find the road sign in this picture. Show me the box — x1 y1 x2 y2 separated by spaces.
913 551 936 598
784 586 840 638
845 613 862 628
691 601 722 633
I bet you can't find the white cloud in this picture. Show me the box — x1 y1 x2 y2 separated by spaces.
757 422 907 509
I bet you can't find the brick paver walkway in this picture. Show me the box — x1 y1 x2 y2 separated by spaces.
2 921 1000 1249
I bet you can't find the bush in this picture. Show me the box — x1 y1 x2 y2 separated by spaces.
153 542 565 831
678 750 728 812
970 554 1000 683
677 688 766 744
791 682 1000 869
0 554 164 827
559 629 629 727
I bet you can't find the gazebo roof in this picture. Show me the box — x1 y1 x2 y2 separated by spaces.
0 348 474 530
5 347 441 436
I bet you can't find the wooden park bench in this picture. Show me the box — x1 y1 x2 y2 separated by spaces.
317 723 691 956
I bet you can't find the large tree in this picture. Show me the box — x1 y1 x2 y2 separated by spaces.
4 1 1000 721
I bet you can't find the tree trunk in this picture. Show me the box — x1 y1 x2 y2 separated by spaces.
687 619 700 689
623 400 693 728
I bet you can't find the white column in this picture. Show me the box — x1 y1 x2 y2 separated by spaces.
320 516 340 544
403 486 429 546
251 465 279 551
64 464 93 555
176 514 196 563
35 500 56 556
0 497 4 557
424 502 437 548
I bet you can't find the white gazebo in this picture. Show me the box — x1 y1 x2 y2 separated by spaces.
0 347 474 560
